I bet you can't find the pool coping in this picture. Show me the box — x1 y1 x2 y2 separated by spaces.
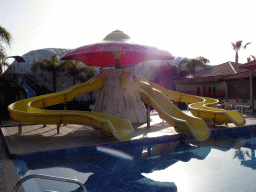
12 124 256 163
2 115 256 159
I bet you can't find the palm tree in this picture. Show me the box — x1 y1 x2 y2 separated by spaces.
0 25 12 74
0 26 12 47
31 54 68 92
64 61 96 85
231 40 251 63
154 61 178 90
247 55 256 63
178 56 209 76
0 47 10 74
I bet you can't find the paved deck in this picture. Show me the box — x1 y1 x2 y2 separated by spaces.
0 128 24 192
1 111 256 157
0 111 256 192
1 111 178 156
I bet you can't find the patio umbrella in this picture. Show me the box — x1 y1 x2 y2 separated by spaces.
61 29 174 68
61 30 174 123
7 56 26 63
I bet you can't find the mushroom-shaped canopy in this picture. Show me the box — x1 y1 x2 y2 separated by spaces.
61 30 174 68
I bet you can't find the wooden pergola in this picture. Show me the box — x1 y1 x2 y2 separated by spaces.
239 60 256 115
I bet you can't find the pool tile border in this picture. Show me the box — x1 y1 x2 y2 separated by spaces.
17 125 256 163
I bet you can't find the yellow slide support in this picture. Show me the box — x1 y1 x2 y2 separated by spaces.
8 76 134 141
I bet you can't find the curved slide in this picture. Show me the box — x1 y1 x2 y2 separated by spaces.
120 72 246 141
122 76 211 141
8 71 246 142
8 75 134 141
21 84 36 98
144 78 245 127
18 75 36 98
21 76 36 98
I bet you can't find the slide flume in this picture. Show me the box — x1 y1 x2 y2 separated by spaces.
121 72 246 141
144 78 245 127
21 84 36 98
8 76 134 141
121 75 211 141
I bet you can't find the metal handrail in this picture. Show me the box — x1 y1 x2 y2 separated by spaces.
13 174 87 192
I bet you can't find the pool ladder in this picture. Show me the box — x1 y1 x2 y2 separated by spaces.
13 174 87 192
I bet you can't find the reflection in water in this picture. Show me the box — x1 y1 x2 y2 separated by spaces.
18 131 254 192
22 141 213 192
71 142 211 192
82 173 176 192
238 132 256 170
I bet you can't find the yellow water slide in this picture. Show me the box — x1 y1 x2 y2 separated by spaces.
120 74 210 141
144 78 245 127
8 76 134 141
120 72 245 141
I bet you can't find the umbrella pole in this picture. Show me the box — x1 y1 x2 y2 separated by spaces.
115 59 120 69
112 51 122 69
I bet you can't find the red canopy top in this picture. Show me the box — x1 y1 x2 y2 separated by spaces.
61 30 174 68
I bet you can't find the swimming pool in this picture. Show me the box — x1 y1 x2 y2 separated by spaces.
14 125 256 192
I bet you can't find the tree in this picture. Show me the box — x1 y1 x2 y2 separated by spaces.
247 57 252 63
154 61 178 90
0 47 10 74
64 61 96 85
178 56 209 76
231 40 251 63
0 25 12 74
247 55 256 63
0 26 11 46
31 54 68 92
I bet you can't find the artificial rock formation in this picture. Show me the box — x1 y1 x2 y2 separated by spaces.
93 68 147 123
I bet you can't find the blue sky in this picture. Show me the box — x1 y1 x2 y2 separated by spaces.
1 0 256 65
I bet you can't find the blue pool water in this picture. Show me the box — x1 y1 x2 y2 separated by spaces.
14 126 256 192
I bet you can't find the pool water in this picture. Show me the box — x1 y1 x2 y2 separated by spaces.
14 128 256 192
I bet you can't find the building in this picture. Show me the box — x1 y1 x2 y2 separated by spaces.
174 61 255 101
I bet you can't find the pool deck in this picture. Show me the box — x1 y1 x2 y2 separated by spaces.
0 110 256 192
1 110 256 157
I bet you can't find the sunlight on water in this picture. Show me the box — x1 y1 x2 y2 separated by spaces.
97 146 134 160
143 147 256 192
16 130 256 192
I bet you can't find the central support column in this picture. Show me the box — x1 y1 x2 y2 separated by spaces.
92 68 147 123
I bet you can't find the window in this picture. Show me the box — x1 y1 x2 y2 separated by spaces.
203 87 206 96
213 87 216 97
208 87 211 97
197 87 200 96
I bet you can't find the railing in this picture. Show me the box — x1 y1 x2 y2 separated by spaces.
13 174 87 192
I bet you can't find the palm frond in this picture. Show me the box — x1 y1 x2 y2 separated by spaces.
251 55 256 60
231 40 243 51
244 42 251 49
0 26 12 47
195 56 210 65
231 42 236 50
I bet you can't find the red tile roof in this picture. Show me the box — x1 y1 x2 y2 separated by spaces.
219 70 256 80
239 60 256 69
175 61 252 84
192 62 247 78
